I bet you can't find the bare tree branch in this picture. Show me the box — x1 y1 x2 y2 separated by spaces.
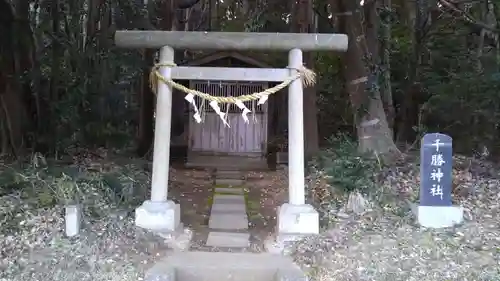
438 0 499 33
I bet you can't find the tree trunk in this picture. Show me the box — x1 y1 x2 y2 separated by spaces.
137 0 158 157
0 3 28 156
291 0 319 158
50 0 61 102
137 49 156 157
364 0 395 133
0 84 26 156
0 0 36 156
47 0 62 149
380 0 395 129
137 0 178 157
396 0 427 142
364 0 379 64
339 0 401 159
208 0 218 30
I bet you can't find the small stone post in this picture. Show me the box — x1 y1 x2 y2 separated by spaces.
65 205 81 237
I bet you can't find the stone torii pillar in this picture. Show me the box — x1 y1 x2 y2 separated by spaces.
114 31 348 241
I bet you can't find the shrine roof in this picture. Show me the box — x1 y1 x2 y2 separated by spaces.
182 51 272 68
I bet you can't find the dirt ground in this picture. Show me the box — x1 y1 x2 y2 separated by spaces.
245 170 288 246
167 167 289 251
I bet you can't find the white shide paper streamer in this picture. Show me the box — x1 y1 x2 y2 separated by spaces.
184 94 202 123
234 100 251 124
184 94 269 126
258 94 269 105
209 100 230 127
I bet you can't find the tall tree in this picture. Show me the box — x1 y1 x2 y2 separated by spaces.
136 0 202 157
0 0 36 156
291 0 320 157
337 0 401 158
395 0 431 142
136 0 161 158
380 0 395 129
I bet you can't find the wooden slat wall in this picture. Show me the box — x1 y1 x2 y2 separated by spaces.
188 81 268 155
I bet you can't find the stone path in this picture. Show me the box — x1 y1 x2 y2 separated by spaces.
214 170 245 186
205 170 250 248
144 168 309 281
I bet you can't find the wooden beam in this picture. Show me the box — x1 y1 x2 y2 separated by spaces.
114 31 348 51
170 66 290 82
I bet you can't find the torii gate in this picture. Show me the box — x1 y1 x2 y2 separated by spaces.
114 31 348 244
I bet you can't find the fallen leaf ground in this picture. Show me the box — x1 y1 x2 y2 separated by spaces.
1 155 499 281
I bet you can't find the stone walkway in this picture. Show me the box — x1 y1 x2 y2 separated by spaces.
144 168 308 281
205 170 251 249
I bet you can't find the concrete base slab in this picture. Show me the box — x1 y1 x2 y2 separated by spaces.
135 200 180 231
277 203 319 235
209 213 249 230
206 231 250 248
215 178 245 186
153 226 193 251
211 203 246 213
264 233 311 255
264 236 286 255
215 187 244 195
146 251 307 281
418 205 464 228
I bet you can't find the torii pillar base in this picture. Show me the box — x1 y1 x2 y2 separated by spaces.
265 203 319 255
135 200 181 231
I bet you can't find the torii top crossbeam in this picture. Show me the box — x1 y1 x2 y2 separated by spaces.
114 31 348 51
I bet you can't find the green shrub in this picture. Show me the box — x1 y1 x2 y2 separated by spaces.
306 135 382 225
311 135 381 193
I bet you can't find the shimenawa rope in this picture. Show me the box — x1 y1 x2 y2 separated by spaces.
149 62 316 103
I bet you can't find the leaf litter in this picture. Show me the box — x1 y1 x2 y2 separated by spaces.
0 154 211 281
291 155 500 281
1 153 500 281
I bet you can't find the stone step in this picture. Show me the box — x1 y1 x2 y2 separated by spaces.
205 231 250 248
213 194 245 200
211 203 246 213
215 178 245 186
210 209 247 216
215 170 245 180
213 194 245 205
209 213 249 230
214 187 244 195
186 156 268 171
146 252 307 281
